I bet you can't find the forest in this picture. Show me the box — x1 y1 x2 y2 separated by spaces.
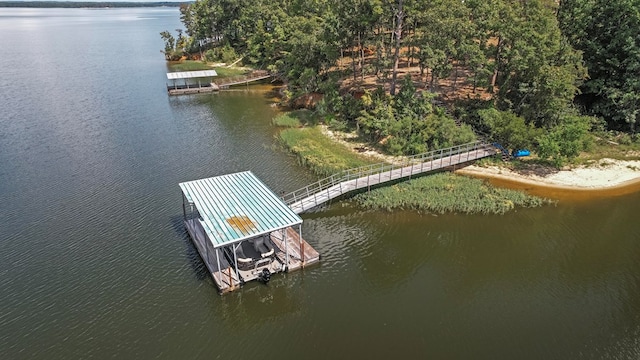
0 2 185 8
163 0 640 165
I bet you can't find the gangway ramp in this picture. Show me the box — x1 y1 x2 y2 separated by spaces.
283 141 498 214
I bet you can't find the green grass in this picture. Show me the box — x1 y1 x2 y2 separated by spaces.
273 113 302 128
278 126 378 177
273 109 318 128
212 67 250 78
354 172 554 214
169 60 211 72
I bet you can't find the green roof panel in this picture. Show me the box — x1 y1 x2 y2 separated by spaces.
179 171 302 248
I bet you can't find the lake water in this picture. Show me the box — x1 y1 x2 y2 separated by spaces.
1 7 640 360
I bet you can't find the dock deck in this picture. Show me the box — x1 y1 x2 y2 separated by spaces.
270 227 320 271
168 83 219 95
185 220 318 292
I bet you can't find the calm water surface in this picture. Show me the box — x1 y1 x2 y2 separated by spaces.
1 8 640 360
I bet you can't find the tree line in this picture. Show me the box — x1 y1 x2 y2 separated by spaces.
0 2 186 8
164 0 640 164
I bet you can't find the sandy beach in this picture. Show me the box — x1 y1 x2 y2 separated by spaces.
456 159 640 190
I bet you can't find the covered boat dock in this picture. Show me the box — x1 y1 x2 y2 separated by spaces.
179 171 319 294
167 70 218 95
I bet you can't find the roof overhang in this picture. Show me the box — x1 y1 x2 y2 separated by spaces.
167 70 218 80
179 171 302 248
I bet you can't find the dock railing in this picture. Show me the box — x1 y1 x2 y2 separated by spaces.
216 70 272 88
282 140 497 212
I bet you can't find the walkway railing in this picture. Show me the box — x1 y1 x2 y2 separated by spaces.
283 140 497 213
216 70 272 88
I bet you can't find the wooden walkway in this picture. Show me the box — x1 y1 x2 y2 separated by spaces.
283 141 498 214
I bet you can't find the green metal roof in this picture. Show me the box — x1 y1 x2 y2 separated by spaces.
179 171 302 248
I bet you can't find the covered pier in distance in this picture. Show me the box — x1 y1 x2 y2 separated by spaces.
179 171 319 294
167 69 218 95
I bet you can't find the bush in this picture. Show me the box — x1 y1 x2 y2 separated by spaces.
355 78 477 155
478 108 538 150
536 114 592 167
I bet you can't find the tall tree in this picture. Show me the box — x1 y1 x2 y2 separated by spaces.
559 0 640 131
389 0 404 95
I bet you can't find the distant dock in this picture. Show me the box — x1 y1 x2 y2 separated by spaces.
167 70 272 96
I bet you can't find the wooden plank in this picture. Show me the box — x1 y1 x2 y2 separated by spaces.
269 227 320 271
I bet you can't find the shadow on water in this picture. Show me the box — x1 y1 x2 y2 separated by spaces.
169 214 209 282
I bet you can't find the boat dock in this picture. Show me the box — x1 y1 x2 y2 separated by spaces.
167 70 219 95
167 70 272 96
179 171 319 294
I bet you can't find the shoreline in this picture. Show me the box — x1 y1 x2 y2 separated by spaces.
456 159 640 189
322 123 640 193
322 124 640 197
455 159 640 199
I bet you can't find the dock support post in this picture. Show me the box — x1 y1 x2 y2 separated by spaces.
283 228 289 271
299 224 304 268
215 248 222 280
228 267 234 290
182 194 187 221
232 243 239 284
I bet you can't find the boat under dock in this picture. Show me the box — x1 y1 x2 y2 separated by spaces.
179 171 320 294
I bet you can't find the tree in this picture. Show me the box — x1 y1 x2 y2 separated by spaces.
389 0 404 95
160 30 182 61
466 0 585 127
559 0 640 132
478 108 538 150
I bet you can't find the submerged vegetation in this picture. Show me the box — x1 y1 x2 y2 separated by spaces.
354 173 553 214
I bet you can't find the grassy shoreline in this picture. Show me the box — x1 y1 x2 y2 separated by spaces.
273 110 553 214
274 110 379 177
